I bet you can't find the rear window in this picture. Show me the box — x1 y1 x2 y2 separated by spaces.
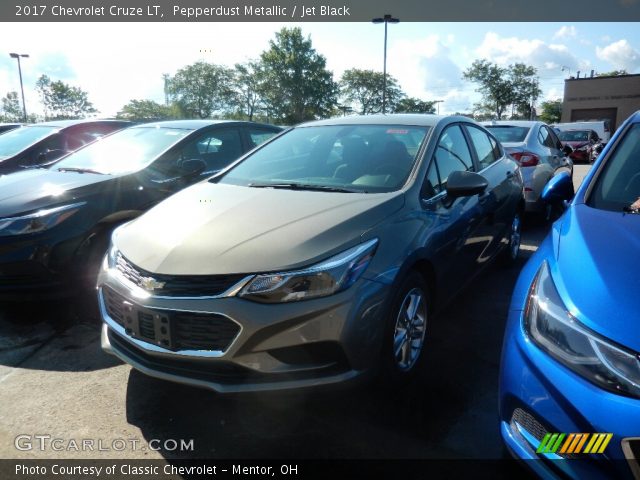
484 126 530 143
558 130 590 142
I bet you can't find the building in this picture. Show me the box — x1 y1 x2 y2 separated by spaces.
561 73 640 133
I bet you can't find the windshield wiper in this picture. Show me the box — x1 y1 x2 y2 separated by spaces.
248 182 360 193
57 167 106 175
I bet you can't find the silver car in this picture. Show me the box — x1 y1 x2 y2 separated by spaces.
483 120 572 213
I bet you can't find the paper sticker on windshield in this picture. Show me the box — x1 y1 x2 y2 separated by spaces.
386 129 409 134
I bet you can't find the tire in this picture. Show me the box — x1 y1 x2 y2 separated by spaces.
378 271 430 387
76 229 112 322
499 211 522 267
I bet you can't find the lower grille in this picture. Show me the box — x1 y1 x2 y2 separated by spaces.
102 286 240 353
623 438 640 480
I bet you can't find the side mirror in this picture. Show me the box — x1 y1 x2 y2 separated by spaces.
180 158 207 177
562 145 573 156
446 170 488 198
541 171 574 203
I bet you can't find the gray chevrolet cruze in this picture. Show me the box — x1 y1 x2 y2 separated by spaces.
98 114 524 393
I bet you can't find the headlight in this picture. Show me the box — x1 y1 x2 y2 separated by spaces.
0 202 86 237
525 261 640 398
238 238 378 303
102 242 119 272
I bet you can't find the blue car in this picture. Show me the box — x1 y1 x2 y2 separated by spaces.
499 111 640 480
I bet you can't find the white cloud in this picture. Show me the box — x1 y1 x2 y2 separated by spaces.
553 26 577 39
596 39 640 72
476 32 587 75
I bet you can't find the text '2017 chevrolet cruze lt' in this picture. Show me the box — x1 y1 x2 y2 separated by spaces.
98 114 524 393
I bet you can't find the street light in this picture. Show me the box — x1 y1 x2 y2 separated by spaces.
372 14 399 114
9 53 29 122
433 100 444 115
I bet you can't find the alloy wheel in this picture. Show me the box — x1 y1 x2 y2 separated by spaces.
393 288 427 371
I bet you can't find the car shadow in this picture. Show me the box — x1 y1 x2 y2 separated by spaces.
124 224 548 466
0 294 120 372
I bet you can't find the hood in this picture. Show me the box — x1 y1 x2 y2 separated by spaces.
554 204 640 352
115 182 404 275
0 168 109 217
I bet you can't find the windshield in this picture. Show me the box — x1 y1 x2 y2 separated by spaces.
54 127 191 175
558 130 590 142
484 126 530 143
588 123 640 212
0 126 58 159
218 124 429 193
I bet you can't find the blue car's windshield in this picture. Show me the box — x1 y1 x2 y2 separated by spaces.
217 124 429 193
0 126 57 159
588 123 640 213
54 127 191 175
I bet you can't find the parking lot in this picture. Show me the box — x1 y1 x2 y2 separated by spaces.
0 165 590 462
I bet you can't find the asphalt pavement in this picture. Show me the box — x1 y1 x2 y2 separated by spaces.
0 165 591 462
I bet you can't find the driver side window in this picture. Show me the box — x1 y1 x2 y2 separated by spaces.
424 125 474 197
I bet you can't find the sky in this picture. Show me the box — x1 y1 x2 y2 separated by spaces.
0 22 639 118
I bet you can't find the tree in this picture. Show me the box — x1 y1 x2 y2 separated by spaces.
259 27 338 124
463 60 513 120
232 61 264 121
167 62 235 119
539 99 563 125
116 99 178 122
338 69 405 115
509 63 541 119
35 75 97 120
0 91 22 122
596 70 628 77
394 97 436 114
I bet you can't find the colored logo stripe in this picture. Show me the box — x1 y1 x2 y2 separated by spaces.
537 433 613 454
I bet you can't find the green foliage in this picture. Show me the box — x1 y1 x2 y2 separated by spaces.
538 99 563 125
463 60 541 120
0 91 22 122
394 97 436 114
116 99 178 122
232 61 264 121
35 75 97 120
259 27 338 124
339 69 405 114
167 61 235 119
596 70 628 77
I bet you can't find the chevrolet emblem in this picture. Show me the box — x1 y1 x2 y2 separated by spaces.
140 276 166 291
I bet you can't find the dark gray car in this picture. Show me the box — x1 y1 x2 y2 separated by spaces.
98 114 524 393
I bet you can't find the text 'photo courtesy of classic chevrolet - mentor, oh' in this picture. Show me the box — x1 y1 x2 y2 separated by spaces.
98 114 525 393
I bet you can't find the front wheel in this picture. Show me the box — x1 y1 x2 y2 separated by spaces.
500 212 522 266
378 271 430 386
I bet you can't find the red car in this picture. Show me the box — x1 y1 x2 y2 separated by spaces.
557 128 602 163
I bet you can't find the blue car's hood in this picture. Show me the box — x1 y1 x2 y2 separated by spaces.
555 204 640 352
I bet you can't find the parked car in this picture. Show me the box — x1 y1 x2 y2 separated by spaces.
0 119 132 175
499 111 640 479
0 123 22 135
98 114 524 393
554 120 612 144
557 129 602 164
0 120 281 300
483 120 572 213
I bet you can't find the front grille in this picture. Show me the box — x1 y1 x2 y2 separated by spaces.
102 286 240 353
510 407 578 459
622 438 640 480
114 251 247 297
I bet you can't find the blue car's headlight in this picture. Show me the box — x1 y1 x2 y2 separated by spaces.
238 239 378 303
524 261 640 398
0 202 86 237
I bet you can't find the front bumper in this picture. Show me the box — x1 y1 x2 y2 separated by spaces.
0 231 85 300
98 267 392 393
499 306 640 480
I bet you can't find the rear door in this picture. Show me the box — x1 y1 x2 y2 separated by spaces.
463 124 515 262
421 123 486 295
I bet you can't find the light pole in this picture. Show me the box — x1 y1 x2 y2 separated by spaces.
433 100 444 115
9 53 29 122
372 14 399 114
561 65 572 79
